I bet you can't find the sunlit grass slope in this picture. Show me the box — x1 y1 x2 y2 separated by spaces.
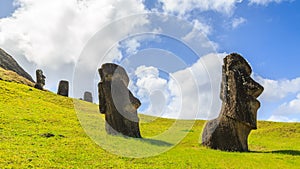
0 67 34 87
0 80 299 168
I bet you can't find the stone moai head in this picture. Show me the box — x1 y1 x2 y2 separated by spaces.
98 63 142 138
220 53 264 129
98 63 129 86
84 91 93 103
36 69 45 86
57 80 69 97
34 69 46 90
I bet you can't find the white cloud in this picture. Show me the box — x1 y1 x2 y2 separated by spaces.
131 53 225 119
249 0 292 6
254 76 300 122
131 53 300 122
231 17 247 29
133 65 181 117
275 93 300 115
0 0 146 68
158 0 243 16
123 39 141 56
267 115 298 122
254 76 300 102
0 0 147 93
174 52 225 119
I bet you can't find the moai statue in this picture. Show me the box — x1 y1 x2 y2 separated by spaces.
84 91 93 103
98 63 142 138
202 53 264 152
34 69 45 90
57 80 69 97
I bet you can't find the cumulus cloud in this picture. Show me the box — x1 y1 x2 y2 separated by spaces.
254 76 300 102
0 0 147 92
272 93 300 118
277 94 300 113
131 53 225 119
158 0 243 16
1 0 145 68
268 115 298 122
133 65 181 117
254 76 300 122
182 19 219 51
249 0 292 6
231 17 247 29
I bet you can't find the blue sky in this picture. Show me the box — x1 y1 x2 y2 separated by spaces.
0 0 299 122
0 0 15 18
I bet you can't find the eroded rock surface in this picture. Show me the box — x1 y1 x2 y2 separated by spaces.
34 69 45 90
98 63 141 138
202 53 264 152
0 48 34 82
57 80 69 97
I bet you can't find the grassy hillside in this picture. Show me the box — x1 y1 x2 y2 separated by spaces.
0 67 34 87
0 80 299 168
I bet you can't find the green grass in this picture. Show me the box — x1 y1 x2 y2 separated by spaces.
0 80 299 168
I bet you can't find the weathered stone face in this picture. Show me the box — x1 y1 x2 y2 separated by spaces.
202 53 264 152
83 91 93 103
57 80 69 97
98 63 141 138
34 69 46 90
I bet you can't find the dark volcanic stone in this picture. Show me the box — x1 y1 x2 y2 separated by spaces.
202 53 264 152
0 48 34 82
84 91 93 103
57 80 69 97
34 69 45 90
98 63 141 138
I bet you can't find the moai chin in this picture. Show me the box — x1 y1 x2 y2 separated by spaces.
34 69 45 90
202 53 264 152
57 80 69 97
84 91 93 103
98 63 142 138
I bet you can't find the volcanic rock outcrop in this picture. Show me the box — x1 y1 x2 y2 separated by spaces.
34 69 46 90
84 91 93 103
202 53 264 152
57 80 69 97
0 48 34 82
98 63 141 138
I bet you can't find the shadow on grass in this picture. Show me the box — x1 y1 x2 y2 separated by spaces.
137 138 173 147
251 150 300 156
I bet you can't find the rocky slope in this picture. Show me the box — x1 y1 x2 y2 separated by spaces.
0 48 34 82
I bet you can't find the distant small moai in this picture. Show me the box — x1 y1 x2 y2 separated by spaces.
34 69 45 90
202 53 264 152
57 80 69 97
98 63 142 138
84 91 93 103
